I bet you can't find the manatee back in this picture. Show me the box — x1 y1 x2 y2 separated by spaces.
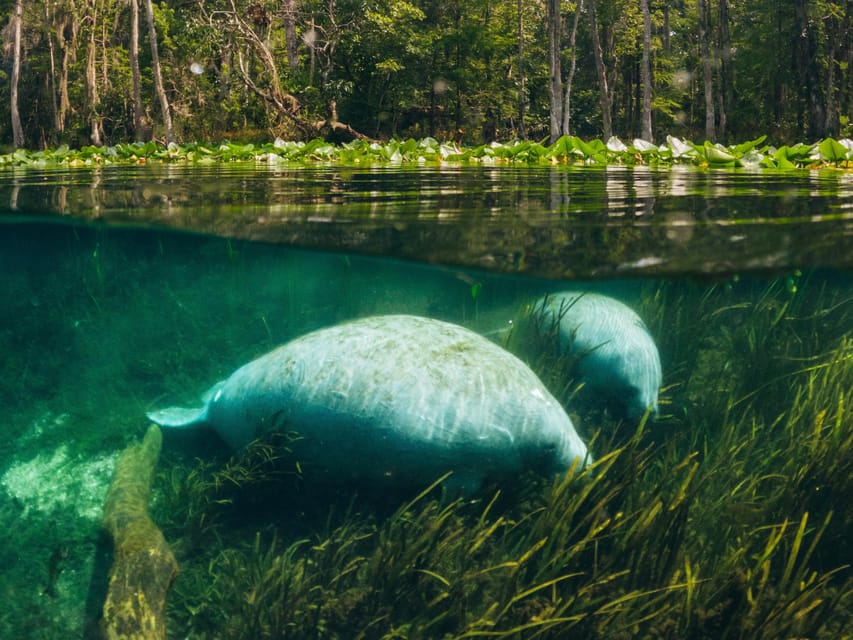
210 314 588 482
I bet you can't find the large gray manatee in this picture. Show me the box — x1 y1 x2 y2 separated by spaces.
147 315 589 492
520 292 662 420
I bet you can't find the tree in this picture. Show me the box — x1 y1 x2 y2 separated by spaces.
822 1 847 136
283 0 299 71
129 0 148 140
588 0 613 138
200 0 305 134
546 0 562 142
143 0 174 142
844 0 853 132
9 0 23 147
84 0 103 145
43 1 60 138
716 0 732 141
562 0 583 136
639 0 652 141
517 0 526 139
2 0 853 147
54 1 77 137
794 0 827 137
698 0 715 141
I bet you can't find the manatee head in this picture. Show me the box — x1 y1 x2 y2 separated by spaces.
600 316 662 420
552 429 591 475
517 397 590 478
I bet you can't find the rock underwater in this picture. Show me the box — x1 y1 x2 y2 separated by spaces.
147 314 589 494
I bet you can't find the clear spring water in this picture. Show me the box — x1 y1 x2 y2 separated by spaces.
0 165 850 638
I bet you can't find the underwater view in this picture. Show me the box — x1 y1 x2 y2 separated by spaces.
0 166 851 639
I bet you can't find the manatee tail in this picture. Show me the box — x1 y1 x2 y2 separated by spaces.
146 405 208 428
147 381 223 428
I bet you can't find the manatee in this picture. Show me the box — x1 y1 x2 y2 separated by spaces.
147 315 588 493
520 292 662 420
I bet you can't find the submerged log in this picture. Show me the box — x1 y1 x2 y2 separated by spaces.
101 425 177 640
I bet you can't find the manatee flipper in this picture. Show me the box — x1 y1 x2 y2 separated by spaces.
146 405 208 428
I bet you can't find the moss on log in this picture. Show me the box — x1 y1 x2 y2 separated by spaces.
101 425 178 640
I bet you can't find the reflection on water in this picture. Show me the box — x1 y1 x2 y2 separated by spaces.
0 168 850 638
1 165 851 278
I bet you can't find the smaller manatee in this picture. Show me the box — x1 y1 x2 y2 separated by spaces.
521 291 662 420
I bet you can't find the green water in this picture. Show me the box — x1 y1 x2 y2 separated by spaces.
0 166 850 638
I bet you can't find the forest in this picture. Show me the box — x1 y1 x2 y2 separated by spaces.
1 0 852 149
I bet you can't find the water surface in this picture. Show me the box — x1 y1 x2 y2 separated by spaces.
2 164 851 278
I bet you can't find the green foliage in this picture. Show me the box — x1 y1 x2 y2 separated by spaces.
6 136 853 171
2 0 853 146
818 137 851 165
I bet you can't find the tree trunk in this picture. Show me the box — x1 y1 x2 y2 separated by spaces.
85 0 103 146
846 0 853 130
144 0 175 143
639 0 653 141
562 0 582 135
587 0 612 138
715 68 726 142
517 0 526 139
129 0 148 140
10 0 24 148
308 17 316 86
320 0 339 89
547 0 563 143
57 11 75 136
698 0 715 141
793 0 826 137
45 2 60 137
100 7 109 94
283 0 299 71
772 0 784 129
717 0 732 142
823 0 847 135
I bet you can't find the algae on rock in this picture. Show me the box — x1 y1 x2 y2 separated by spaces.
101 425 178 640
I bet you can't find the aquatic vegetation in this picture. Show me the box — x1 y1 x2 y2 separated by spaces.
155 434 298 549
4 135 853 170
158 275 852 639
